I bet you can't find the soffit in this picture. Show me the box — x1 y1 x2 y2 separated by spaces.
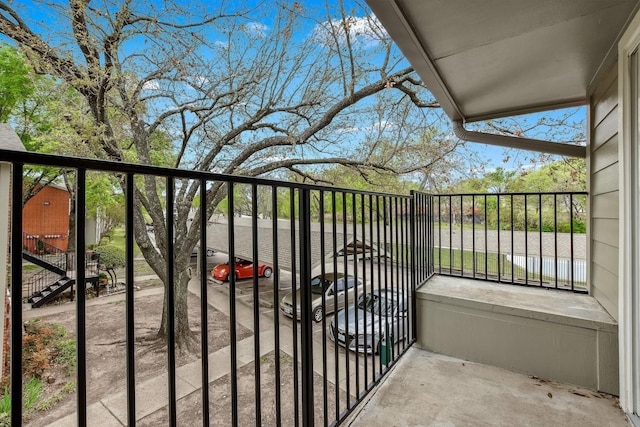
367 0 639 122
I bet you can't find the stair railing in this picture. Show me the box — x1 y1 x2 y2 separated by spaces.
65 251 101 277
25 269 64 299
22 232 68 272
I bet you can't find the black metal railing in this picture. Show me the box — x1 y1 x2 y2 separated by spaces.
426 192 588 292
24 268 62 299
65 250 101 277
23 242 101 300
3 148 589 426
3 149 430 427
22 231 68 273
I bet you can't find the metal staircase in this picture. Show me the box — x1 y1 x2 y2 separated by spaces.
22 232 99 308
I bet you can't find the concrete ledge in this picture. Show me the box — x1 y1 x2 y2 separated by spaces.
416 275 619 395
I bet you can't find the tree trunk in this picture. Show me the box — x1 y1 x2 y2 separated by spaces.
63 172 77 252
67 192 76 252
157 262 194 350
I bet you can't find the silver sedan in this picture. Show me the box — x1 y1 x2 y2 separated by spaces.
329 289 408 354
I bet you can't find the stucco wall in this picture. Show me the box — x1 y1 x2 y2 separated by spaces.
589 62 619 321
416 276 619 395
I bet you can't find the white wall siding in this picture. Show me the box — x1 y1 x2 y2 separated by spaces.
590 62 619 321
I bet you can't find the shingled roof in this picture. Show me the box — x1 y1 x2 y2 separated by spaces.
0 124 25 152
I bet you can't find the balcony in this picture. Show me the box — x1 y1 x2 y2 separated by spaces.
0 148 627 426
348 346 628 426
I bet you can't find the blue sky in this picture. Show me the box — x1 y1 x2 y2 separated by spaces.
463 106 587 176
7 0 587 181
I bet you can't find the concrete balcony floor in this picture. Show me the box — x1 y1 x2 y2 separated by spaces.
348 347 630 426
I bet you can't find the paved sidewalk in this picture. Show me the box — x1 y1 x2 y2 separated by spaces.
22 278 163 320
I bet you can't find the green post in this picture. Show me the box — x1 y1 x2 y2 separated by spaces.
381 322 392 366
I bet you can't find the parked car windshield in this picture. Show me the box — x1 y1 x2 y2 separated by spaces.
310 276 332 295
357 294 395 316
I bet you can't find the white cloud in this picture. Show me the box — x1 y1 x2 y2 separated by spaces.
142 80 160 91
262 155 290 163
338 120 397 134
244 22 268 38
312 15 387 47
192 75 209 86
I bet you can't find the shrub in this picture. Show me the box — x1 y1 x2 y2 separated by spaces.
22 322 70 379
557 220 586 234
0 376 43 422
96 245 125 269
0 388 9 420
10 322 75 418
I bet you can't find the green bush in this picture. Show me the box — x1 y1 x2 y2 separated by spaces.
96 245 126 269
557 220 586 234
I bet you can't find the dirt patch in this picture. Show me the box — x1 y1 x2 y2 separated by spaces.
26 290 252 426
137 350 337 426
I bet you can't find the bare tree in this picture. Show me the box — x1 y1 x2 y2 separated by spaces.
0 0 454 348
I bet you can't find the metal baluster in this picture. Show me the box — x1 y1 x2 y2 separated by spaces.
166 177 177 426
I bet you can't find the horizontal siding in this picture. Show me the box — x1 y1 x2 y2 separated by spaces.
592 77 618 128
591 240 619 278
592 107 618 151
591 135 618 174
591 260 618 292
591 59 618 104
591 163 619 195
590 62 618 322
591 191 619 219
592 218 619 247
591 277 618 321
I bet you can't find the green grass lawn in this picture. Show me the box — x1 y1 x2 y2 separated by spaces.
431 247 586 288
100 228 142 257
97 228 160 278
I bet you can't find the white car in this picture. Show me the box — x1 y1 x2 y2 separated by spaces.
191 244 215 257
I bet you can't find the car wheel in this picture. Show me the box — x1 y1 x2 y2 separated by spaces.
263 267 273 278
206 249 215 257
312 306 323 323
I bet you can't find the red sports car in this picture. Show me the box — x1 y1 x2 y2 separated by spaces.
211 258 273 282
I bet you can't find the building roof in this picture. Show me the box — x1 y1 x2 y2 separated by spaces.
0 124 25 151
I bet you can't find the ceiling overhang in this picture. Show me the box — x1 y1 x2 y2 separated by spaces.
366 0 639 151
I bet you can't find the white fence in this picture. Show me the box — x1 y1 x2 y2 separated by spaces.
506 254 586 283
